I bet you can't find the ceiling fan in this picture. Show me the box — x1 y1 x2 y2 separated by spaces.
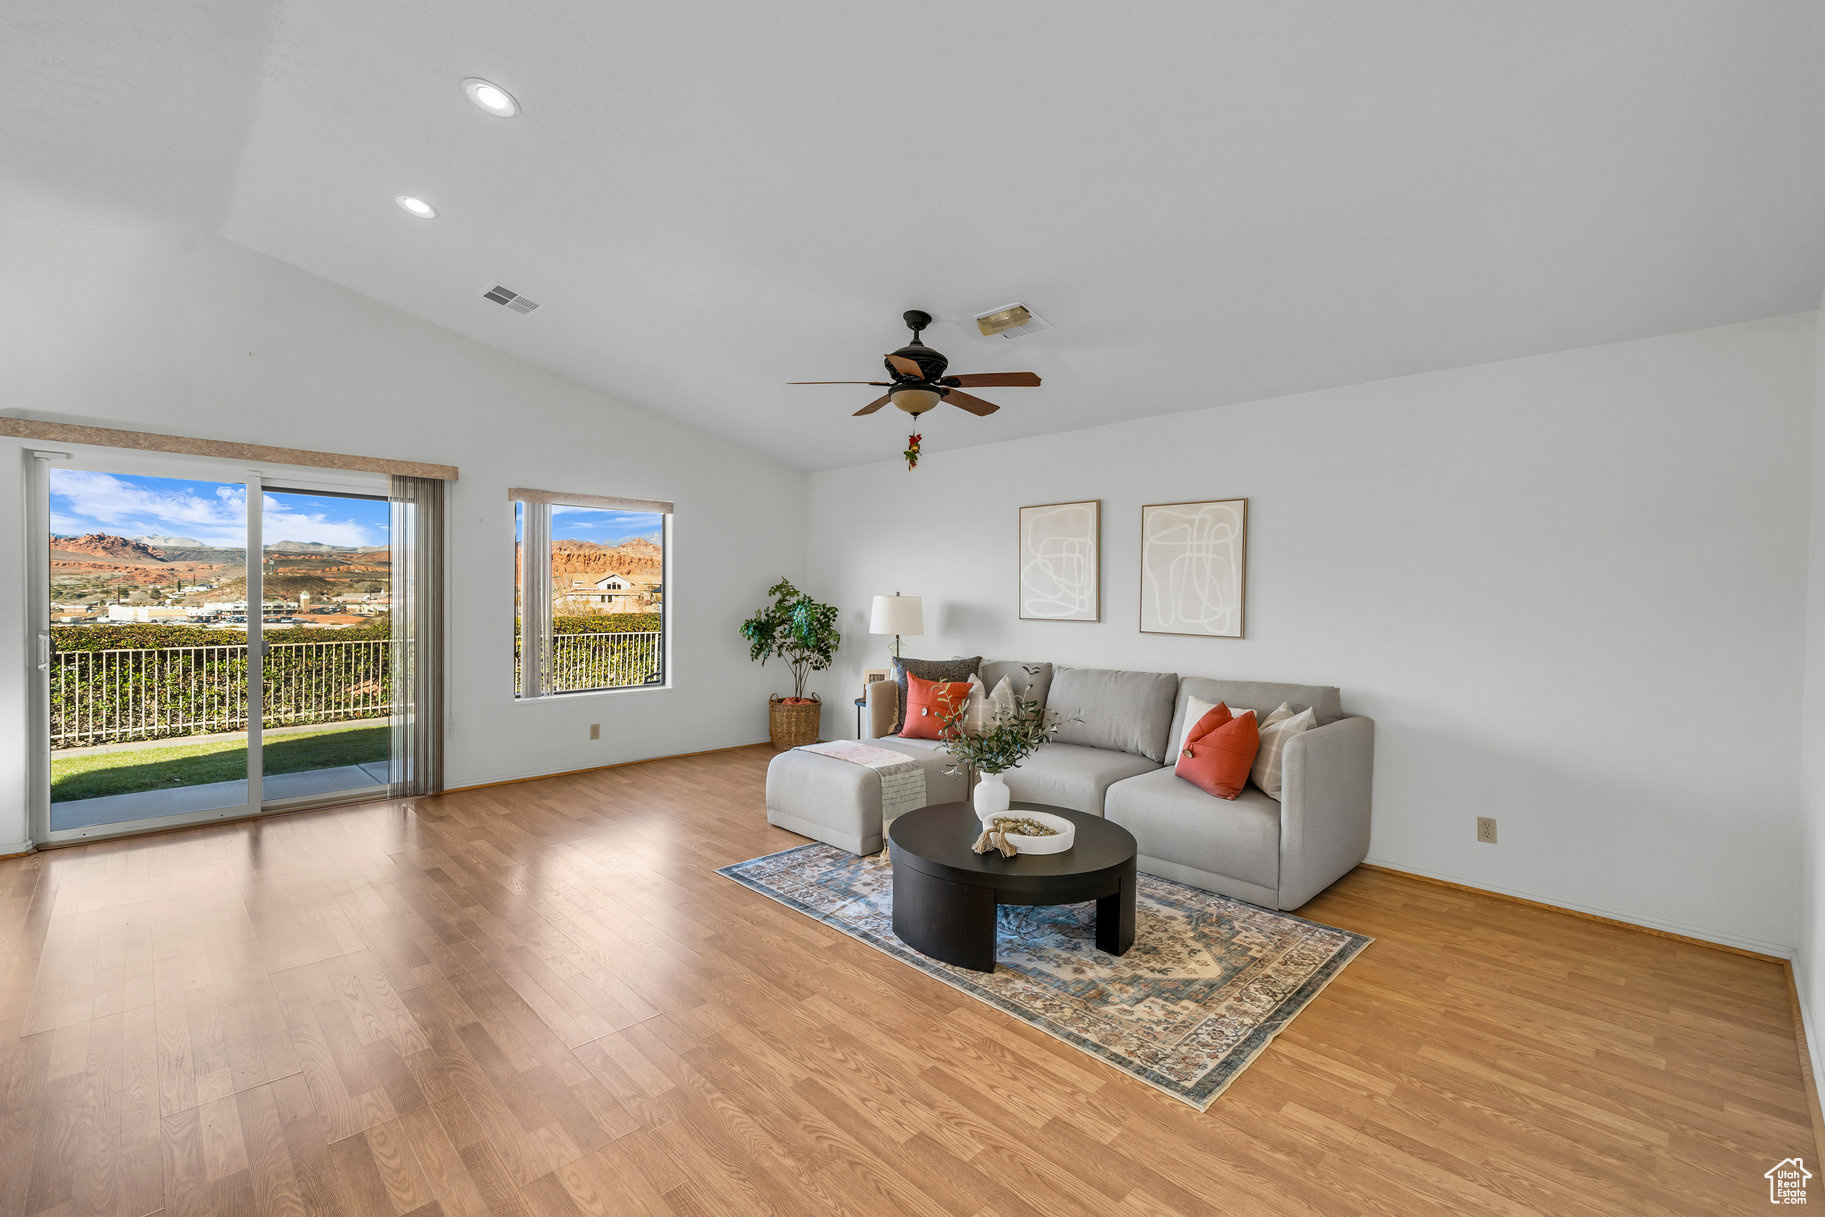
789 310 1041 418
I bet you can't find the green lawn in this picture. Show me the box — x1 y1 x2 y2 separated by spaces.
52 721 388 802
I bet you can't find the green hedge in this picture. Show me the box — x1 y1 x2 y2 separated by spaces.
54 614 658 653
52 616 664 747
554 613 661 634
51 642 392 748
51 618 392 652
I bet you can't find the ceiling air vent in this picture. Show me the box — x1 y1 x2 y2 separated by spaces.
973 301 1052 340
483 284 541 314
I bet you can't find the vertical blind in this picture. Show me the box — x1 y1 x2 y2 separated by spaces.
389 475 445 796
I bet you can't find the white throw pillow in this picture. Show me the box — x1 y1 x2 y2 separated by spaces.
964 675 1018 733
1251 702 1316 801
1176 697 1253 755
963 674 987 728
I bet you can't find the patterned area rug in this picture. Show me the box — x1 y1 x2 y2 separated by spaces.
717 843 1371 1110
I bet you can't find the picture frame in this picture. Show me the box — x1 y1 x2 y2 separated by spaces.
1019 500 1101 622
1139 498 1247 638
861 668 891 692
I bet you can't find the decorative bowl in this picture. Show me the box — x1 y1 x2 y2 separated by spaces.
982 810 1075 854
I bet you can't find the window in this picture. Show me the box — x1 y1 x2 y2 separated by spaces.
512 489 670 697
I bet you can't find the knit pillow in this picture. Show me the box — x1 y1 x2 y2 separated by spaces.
891 656 981 734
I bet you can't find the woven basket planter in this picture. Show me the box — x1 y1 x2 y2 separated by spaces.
769 694 821 751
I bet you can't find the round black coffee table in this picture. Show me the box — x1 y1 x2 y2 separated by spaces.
887 802 1138 973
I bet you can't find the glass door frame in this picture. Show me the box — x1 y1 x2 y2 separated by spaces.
257 479 392 814
25 445 389 845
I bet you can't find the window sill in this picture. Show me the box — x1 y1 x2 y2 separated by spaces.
514 681 673 703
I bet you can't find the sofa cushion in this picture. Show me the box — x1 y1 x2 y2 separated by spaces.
1047 667 1179 763
977 660 1053 711
1105 765 1282 891
1167 678 1344 758
891 656 981 734
1002 743 1161 816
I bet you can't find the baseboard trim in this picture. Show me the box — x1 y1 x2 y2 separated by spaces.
1785 963 1825 1168
0 841 35 859
442 740 773 794
1356 862 1789 964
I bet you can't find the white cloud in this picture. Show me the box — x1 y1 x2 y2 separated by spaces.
49 470 383 548
262 508 378 547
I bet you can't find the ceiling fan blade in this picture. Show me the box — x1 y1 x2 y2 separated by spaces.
947 372 1041 388
787 381 892 386
853 394 892 416
945 389 1000 416
884 354 923 378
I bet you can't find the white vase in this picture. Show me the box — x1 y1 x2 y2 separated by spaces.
973 771 1011 818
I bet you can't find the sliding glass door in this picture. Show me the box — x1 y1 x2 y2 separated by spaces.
30 451 395 842
259 487 392 803
43 463 259 834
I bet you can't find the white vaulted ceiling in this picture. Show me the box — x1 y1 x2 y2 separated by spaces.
6 1 1825 470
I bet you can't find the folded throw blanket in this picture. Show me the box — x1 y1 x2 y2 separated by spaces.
796 740 928 851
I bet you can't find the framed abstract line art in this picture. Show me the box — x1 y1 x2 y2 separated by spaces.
1139 498 1247 638
1019 500 1101 622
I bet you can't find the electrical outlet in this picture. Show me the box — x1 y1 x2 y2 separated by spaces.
1476 816 1498 844
589 723 600 740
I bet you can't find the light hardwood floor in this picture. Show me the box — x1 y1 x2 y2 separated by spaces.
0 744 1814 1216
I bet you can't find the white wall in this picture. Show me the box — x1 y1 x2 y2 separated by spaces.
808 315 1815 954
1796 291 1825 1080
0 220 807 852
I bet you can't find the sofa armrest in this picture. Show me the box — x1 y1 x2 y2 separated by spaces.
1278 715 1374 909
864 680 898 739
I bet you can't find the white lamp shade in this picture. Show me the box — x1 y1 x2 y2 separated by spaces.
869 594 923 637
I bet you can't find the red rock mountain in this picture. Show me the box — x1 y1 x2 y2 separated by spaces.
50 534 170 565
519 537 662 585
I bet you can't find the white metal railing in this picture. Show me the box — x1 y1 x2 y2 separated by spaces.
264 639 393 727
49 639 394 748
52 630 666 746
543 630 663 694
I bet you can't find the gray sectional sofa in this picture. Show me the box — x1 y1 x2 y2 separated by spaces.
854 659 1374 911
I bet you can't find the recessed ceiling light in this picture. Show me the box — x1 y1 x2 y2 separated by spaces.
395 195 437 219
462 77 519 117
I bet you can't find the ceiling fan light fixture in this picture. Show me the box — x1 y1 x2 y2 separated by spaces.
462 77 519 116
975 303 1033 337
891 386 942 415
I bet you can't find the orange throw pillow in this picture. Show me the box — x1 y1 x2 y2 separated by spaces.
900 674 972 740
1175 702 1260 800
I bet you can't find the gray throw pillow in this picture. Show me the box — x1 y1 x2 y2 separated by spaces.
891 656 982 735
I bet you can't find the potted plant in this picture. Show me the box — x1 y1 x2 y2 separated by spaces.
937 685 1070 816
739 578 840 750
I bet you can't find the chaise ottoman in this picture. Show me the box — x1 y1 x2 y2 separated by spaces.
765 739 966 854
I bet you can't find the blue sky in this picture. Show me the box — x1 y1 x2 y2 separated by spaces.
550 505 664 546
50 469 390 549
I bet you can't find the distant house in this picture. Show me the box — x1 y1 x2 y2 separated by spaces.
106 605 189 623
556 573 660 614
